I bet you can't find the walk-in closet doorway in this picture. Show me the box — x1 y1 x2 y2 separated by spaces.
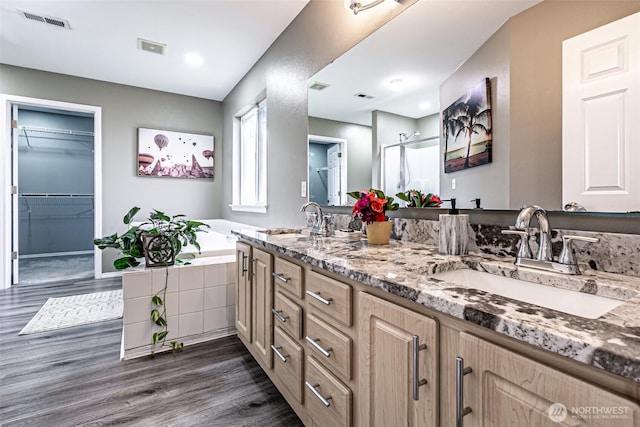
1 95 102 289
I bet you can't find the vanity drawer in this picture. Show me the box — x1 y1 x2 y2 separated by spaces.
273 291 303 339
272 326 304 403
273 257 304 299
306 270 352 326
305 356 352 427
305 313 352 379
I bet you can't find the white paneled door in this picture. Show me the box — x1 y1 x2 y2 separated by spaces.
563 12 640 212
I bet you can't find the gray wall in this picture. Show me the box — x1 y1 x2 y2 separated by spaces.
222 0 417 228
440 23 511 210
308 116 372 194
1 64 223 271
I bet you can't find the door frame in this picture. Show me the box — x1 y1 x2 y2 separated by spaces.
307 134 347 205
0 94 103 289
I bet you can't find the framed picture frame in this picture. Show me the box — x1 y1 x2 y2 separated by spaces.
137 128 214 179
442 78 492 173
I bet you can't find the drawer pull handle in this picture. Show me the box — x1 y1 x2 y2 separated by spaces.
272 308 289 323
305 336 332 357
455 357 473 427
305 381 332 407
412 335 428 401
271 345 288 363
272 272 289 283
306 290 333 305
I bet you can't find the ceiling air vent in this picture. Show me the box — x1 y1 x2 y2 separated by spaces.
354 92 374 100
19 10 71 29
138 38 166 55
309 81 330 91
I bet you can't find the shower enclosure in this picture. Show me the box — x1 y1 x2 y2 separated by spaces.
381 136 440 201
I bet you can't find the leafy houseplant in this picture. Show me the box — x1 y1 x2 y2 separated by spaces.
396 189 442 208
94 207 209 353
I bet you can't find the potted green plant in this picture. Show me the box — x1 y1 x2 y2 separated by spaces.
94 206 209 353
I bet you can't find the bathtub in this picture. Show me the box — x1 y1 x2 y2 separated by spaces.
179 219 259 258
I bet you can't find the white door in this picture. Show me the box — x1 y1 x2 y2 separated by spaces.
11 105 19 285
562 12 640 212
327 144 342 205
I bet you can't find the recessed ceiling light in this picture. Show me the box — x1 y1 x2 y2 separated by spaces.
420 101 432 110
185 53 204 66
389 78 405 92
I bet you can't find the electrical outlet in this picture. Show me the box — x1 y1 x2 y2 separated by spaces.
301 181 307 197
452 179 456 190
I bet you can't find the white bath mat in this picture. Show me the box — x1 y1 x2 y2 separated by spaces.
19 290 123 335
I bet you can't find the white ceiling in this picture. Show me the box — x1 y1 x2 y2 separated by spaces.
0 0 310 101
309 0 541 126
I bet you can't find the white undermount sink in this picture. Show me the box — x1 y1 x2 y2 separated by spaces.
431 269 625 319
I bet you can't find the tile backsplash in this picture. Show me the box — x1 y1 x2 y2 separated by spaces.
332 214 640 278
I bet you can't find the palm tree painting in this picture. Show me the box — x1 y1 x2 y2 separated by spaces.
442 78 492 173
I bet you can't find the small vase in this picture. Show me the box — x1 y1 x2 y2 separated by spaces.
366 221 392 245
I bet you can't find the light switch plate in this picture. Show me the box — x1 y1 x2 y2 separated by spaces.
301 181 307 197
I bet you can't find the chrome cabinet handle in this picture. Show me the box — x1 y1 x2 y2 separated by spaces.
305 336 332 358
306 290 332 305
271 345 288 363
412 335 427 401
455 357 473 427
272 308 288 323
272 272 289 283
305 381 332 407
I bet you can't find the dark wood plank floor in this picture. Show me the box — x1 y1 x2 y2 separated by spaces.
0 277 303 426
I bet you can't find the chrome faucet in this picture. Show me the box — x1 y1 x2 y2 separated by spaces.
502 205 599 275
514 205 553 261
300 202 332 236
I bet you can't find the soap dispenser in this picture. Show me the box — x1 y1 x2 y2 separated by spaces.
439 198 469 255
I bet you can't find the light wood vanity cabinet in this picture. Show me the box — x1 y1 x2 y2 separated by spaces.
235 242 252 343
359 292 439 427
235 243 274 368
236 241 640 427
456 332 640 427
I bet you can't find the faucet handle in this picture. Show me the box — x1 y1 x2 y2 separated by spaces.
320 214 333 235
559 235 599 266
502 229 533 260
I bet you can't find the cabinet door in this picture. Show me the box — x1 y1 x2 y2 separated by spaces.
251 248 273 368
459 332 640 426
235 242 252 343
359 292 438 427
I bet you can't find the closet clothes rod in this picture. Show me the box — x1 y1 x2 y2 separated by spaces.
18 126 94 137
19 193 94 198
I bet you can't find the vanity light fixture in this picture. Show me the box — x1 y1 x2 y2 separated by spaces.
345 0 400 15
389 78 405 92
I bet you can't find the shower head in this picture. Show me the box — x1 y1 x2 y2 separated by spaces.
399 130 421 141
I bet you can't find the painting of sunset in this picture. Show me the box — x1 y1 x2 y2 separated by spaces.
442 78 492 173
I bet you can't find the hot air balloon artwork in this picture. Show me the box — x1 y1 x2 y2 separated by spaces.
137 127 214 179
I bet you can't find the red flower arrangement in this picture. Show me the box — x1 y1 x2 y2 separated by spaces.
347 188 399 224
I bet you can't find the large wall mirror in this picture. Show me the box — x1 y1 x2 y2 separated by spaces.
307 0 640 215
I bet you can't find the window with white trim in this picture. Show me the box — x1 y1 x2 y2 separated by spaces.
231 100 267 212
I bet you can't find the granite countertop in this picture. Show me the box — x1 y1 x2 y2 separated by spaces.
232 229 640 382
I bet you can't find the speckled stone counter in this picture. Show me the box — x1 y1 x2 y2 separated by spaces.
233 229 640 382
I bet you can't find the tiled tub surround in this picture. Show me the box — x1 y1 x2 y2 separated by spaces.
333 214 640 278
233 229 640 382
121 255 237 360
